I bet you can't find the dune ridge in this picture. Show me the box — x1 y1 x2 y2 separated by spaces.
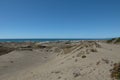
0 41 120 80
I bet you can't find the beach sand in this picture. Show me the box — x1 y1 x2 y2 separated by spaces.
0 41 120 80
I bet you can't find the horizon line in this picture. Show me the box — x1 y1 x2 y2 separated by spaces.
0 37 113 39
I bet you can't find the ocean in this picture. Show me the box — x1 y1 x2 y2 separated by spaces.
0 38 110 42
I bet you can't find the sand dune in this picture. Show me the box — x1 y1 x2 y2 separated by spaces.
0 41 120 80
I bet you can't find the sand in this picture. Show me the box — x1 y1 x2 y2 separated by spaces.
0 41 120 80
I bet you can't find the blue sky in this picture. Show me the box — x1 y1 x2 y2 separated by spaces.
0 0 120 38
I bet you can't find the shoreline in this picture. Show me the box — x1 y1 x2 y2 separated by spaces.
0 38 109 42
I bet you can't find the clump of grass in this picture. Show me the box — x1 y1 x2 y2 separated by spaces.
90 48 97 52
65 41 71 44
58 76 61 79
51 71 61 74
82 55 86 58
111 63 120 80
96 61 100 65
102 58 109 64
73 72 81 78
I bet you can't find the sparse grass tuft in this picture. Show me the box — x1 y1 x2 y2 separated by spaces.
90 48 97 52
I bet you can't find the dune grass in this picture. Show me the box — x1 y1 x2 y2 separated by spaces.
111 63 120 80
0 47 14 56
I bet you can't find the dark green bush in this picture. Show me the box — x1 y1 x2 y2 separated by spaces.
115 38 120 43
107 38 116 43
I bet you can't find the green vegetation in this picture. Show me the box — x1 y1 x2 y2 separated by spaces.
0 47 14 56
111 63 120 80
107 37 120 43
107 38 116 43
115 38 120 43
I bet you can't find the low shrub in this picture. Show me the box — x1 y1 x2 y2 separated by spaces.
111 63 120 80
0 47 14 56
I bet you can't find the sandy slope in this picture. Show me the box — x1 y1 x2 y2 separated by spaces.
0 42 120 80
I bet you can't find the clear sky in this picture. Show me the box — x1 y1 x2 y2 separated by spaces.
0 0 120 38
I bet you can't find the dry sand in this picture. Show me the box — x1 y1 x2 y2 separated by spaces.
0 41 120 80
